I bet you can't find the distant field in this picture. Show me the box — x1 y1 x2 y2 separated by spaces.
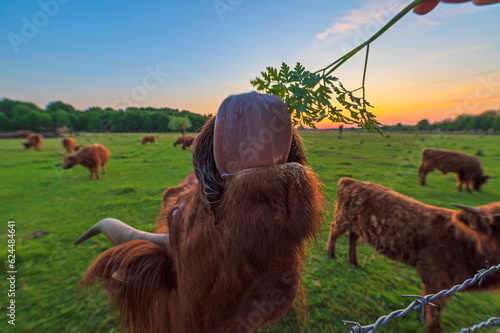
1 131 499 333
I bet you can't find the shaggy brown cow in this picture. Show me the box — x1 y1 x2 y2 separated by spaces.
75 92 324 332
419 148 490 192
62 144 110 180
62 137 79 153
181 136 195 150
23 133 43 150
326 177 500 333
141 136 156 145
173 135 195 149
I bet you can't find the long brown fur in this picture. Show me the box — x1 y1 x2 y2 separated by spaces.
63 144 110 180
23 133 43 150
62 137 79 153
141 136 156 145
326 177 500 333
84 116 325 332
419 148 490 192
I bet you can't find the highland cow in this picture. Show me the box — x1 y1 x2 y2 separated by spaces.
326 177 500 333
23 133 43 151
141 136 156 145
62 144 110 180
419 148 490 192
75 92 324 332
62 137 79 153
173 135 194 149
181 136 195 150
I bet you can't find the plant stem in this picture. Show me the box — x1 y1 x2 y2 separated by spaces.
315 0 425 77
362 44 370 111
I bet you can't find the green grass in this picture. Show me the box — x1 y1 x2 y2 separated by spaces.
1 131 499 333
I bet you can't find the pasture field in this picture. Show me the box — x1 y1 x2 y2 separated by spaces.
1 131 499 333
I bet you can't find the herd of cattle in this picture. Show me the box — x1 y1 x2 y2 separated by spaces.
22 92 499 333
140 134 196 150
23 133 194 180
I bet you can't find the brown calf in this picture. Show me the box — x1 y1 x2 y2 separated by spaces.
76 92 324 332
62 137 79 153
62 144 110 180
141 136 156 145
326 177 500 333
23 133 43 150
419 148 490 192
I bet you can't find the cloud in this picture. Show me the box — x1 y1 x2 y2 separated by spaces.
315 0 484 45
315 0 407 42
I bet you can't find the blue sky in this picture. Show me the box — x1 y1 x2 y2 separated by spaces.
1 0 499 126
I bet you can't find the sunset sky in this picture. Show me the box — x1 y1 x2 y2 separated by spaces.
1 0 499 127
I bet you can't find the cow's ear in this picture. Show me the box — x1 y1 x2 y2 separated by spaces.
85 241 176 332
453 210 492 236
192 117 224 205
482 175 491 184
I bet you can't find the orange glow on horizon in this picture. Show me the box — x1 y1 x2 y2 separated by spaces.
312 94 500 129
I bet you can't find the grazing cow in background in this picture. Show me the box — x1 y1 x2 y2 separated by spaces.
419 148 490 192
62 137 80 153
173 135 185 147
181 136 195 150
141 136 156 145
62 144 110 180
173 135 194 149
76 92 324 332
23 133 43 151
326 177 500 333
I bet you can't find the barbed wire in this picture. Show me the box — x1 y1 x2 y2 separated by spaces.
459 316 500 333
342 262 500 333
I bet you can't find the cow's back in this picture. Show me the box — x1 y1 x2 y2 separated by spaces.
422 148 480 173
78 144 109 166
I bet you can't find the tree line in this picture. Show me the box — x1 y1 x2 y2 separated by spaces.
2 98 498 134
0 99 209 133
382 110 500 132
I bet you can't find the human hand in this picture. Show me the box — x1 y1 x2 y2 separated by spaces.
413 0 500 15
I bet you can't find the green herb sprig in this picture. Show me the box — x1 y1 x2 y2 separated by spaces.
250 0 425 132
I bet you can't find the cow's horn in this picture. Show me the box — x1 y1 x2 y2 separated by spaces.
450 203 481 213
74 218 169 246
57 150 66 156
